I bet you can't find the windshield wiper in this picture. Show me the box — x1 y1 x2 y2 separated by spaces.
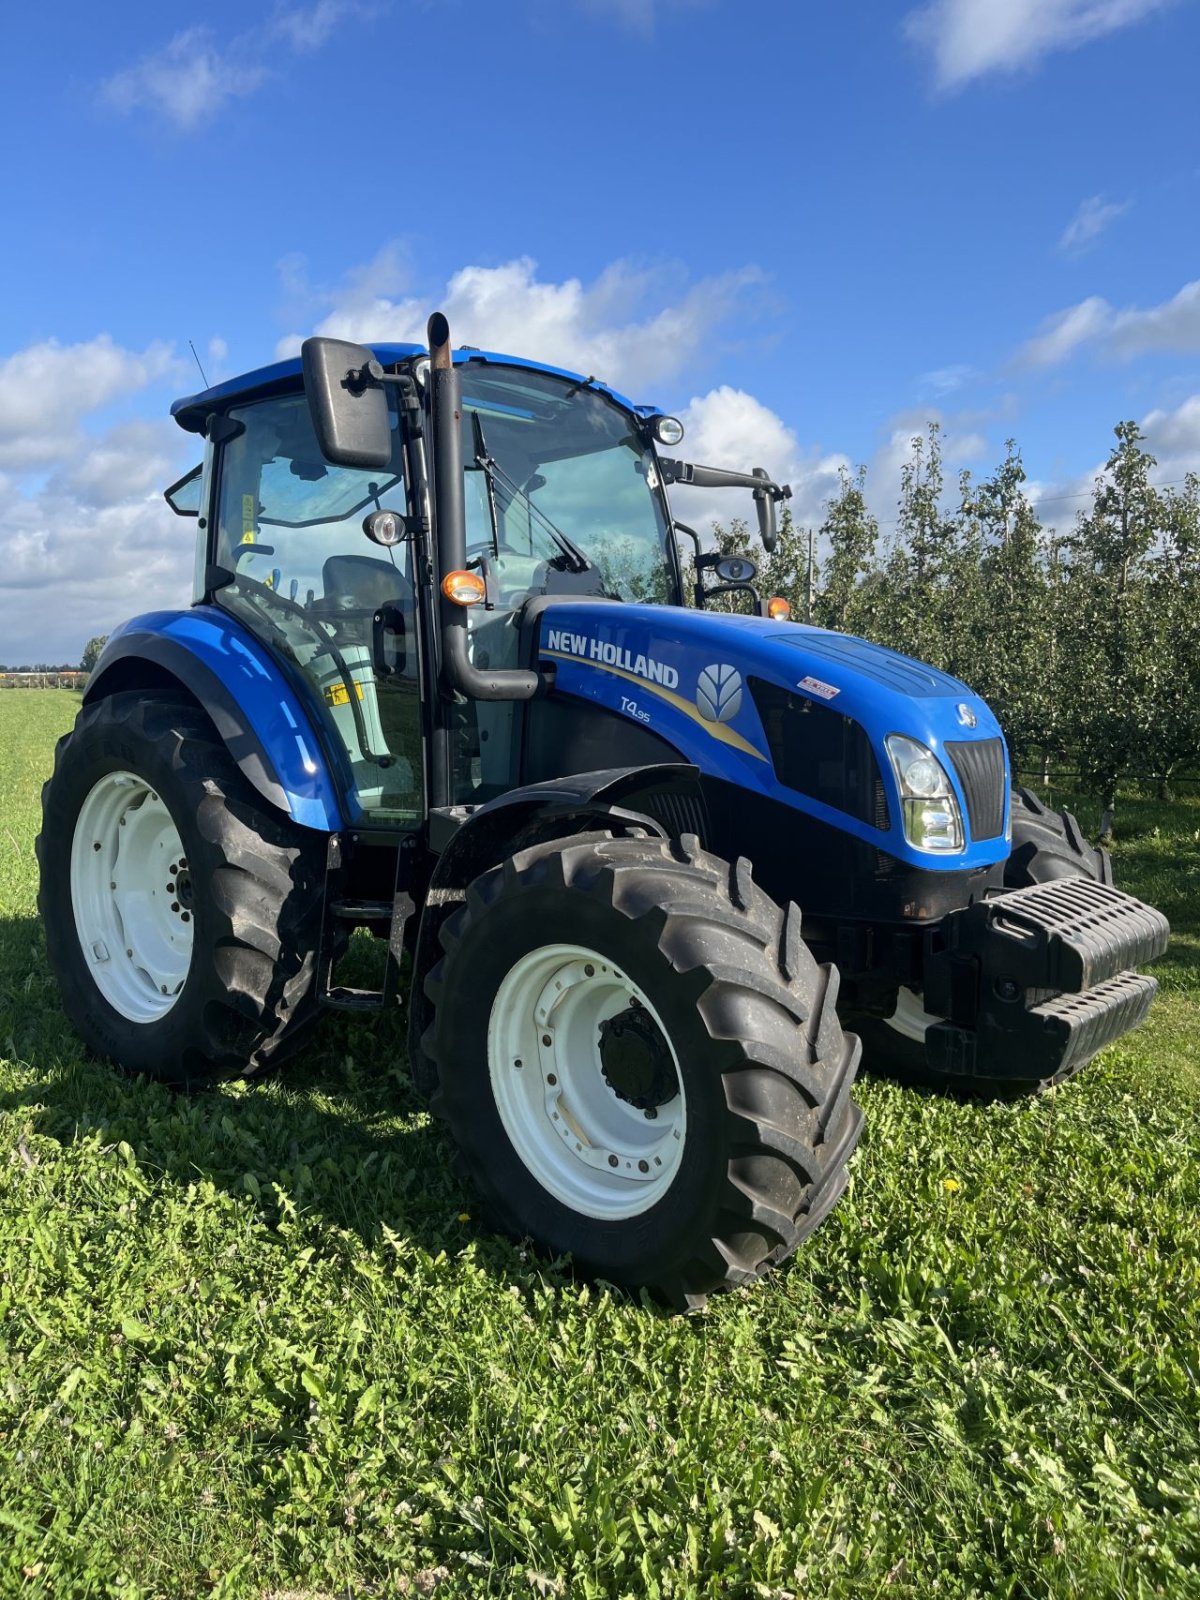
471 412 502 559
467 430 591 575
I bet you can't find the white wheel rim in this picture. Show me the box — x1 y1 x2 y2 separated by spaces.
487 943 687 1220
69 770 194 1023
886 986 942 1043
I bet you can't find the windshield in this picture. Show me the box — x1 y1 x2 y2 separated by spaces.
459 365 676 605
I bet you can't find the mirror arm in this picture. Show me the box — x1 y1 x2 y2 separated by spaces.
661 458 792 501
704 581 761 610
673 521 707 609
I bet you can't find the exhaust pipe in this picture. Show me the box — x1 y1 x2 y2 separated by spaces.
427 313 538 702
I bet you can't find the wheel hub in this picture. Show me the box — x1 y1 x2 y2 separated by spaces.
487 943 688 1221
69 771 193 1023
598 1005 679 1112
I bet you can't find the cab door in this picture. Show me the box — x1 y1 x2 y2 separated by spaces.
210 389 426 826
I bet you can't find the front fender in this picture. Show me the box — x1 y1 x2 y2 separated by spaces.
86 607 343 832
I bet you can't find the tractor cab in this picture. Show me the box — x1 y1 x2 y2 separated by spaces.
165 330 785 829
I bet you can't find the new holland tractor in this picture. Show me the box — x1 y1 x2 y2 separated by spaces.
38 315 1169 1306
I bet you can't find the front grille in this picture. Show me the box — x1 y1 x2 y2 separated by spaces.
944 737 1006 841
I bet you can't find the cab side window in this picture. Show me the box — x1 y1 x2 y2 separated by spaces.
213 392 424 824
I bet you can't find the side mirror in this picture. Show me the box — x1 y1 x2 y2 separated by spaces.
714 554 757 584
301 337 392 469
753 468 778 553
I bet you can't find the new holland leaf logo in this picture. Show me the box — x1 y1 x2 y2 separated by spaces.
697 664 743 724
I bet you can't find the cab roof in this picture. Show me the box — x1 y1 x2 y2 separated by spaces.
170 343 653 434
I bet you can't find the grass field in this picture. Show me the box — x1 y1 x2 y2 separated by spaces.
1 691 1198 1599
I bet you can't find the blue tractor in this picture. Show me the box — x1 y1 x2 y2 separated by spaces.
38 315 1169 1306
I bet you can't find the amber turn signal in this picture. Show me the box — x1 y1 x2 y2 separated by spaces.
766 596 792 621
441 570 486 606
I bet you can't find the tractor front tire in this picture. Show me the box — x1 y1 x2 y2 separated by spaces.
1004 785 1113 889
422 831 862 1308
37 691 324 1088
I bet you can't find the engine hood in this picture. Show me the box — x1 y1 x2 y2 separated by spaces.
535 600 1009 872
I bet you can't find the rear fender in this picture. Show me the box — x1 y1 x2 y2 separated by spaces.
408 763 704 1096
85 608 343 832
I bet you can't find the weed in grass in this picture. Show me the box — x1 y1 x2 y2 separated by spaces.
1 693 1198 1598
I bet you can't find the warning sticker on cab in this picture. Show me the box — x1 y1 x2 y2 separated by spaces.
797 675 840 700
325 681 365 707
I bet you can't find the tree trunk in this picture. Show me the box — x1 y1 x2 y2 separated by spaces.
1099 779 1116 844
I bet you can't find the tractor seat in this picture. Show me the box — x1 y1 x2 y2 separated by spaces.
321 553 412 613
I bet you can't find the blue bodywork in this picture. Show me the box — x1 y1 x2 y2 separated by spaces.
536 601 1010 872
170 344 658 434
87 608 344 832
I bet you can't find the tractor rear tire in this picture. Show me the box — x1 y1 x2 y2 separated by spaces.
850 786 1115 1097
422 831 862 1308
37 691 324 1088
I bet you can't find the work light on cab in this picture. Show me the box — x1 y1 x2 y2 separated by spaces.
650 415 685 446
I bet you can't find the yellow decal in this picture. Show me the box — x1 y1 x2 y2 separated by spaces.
242 494 256 542
542 650 767 762
325 681 365 707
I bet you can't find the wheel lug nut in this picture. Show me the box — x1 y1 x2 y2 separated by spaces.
541 1033 552 1047
181 912 190 923
514 1058 523 1069
644 1107 658 1120
171 902 180 913
638 1160 649 1173
584 964 594 977
608 1154 619 1168
546 1073 557 1086
93 841 101 851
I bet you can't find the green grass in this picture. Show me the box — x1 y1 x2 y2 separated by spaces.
1 691 1198 1600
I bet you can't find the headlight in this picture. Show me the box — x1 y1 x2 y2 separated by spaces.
885 735 964 852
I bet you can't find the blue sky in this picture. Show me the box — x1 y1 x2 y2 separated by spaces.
1 0 1197 662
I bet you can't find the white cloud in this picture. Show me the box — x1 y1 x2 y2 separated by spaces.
0 332 196 663
1018 295 1113 366
0 336 176 471
918 363 975 397
576 0 711 36
1139 392 1200 465
270 0 373 51
1058 194 1129 255
277 250 764 397
670 386 849 536
1018 278 1200 367
55 420 180 507
101 28 266 129
0 444 194 666
905 0 1177 89
101 4 374 129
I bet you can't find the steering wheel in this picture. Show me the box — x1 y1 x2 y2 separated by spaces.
227 572 340 652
